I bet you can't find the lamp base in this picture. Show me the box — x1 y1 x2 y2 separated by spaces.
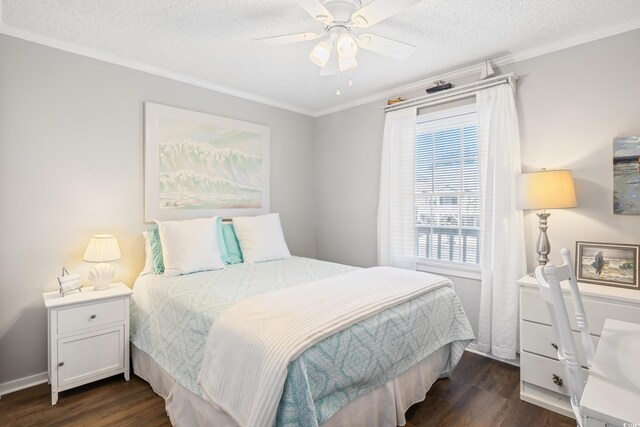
88 263 114 291
536 211 551 266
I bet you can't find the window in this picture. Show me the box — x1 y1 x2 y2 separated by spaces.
415 105 480 267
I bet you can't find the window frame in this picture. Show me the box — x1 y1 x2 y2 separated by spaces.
414 104 482 280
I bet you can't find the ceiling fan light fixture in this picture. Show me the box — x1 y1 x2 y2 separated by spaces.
336 33 358 59
309 40 332 67
338 56 357 72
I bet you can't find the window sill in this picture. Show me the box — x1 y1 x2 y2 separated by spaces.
416 260 482 281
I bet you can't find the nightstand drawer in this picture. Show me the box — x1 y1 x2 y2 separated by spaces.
520 351 588 397
521 320 599 367
58 299 125 334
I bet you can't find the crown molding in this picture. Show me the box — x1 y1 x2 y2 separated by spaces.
313 17 640 116
493 17 640 67
0 19 315 117
2 0 640 119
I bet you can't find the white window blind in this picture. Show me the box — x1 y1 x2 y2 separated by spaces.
415 105 480 266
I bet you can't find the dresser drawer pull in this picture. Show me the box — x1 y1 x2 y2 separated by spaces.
90 314 96 319
550 342 558 350
552 374 563 386
58 362 64 367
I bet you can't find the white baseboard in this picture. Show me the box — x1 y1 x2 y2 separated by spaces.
0 372 48 399
465 345 521 367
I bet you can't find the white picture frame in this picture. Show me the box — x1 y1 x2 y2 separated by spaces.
144 102 270 221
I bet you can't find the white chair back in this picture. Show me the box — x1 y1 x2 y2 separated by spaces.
535 260 586 426
559 248 596 368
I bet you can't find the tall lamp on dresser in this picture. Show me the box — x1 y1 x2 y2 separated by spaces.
517 169 577 266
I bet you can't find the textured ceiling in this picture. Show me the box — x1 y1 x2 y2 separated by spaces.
3 0 640 114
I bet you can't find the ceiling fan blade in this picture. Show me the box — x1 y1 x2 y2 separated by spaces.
351 0 422 28
296 0 334 24
254 32 322 44
356 33 415 60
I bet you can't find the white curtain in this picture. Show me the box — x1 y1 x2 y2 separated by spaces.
476 84 527 359
377 107 417 270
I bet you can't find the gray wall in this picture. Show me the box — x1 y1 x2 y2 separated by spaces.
2 27 640 386
314 28 640 337
0 34 316 384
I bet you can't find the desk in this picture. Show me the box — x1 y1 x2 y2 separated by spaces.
581 319 640 427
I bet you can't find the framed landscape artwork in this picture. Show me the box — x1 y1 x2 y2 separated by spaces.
144 103 270 221
575 241 639 290
613 136 640 214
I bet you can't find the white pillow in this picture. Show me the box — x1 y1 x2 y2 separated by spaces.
232 213 291 263
140 231 154 276
156 216 225 276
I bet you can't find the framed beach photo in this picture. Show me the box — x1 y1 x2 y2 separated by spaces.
144 103 270 221
575 241 639 290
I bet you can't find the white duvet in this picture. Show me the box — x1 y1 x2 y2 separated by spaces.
197 266 451 427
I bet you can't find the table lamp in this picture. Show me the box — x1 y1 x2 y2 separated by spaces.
83 234 121 290
517 169 577 266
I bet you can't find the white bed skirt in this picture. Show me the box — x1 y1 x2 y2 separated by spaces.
132 344 450 427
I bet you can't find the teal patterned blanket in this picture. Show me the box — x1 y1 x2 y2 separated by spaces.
130 257 474 426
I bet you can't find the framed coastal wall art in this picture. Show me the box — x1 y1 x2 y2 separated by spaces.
575 241 639 290
144 103 270 221
613 136 640 215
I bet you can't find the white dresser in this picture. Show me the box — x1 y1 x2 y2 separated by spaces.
43 283 133 405
518 275 640 417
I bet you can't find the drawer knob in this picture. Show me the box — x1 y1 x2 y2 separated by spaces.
550 342 558 350
552 374 563 386
90 314 96 319
58 362 64 367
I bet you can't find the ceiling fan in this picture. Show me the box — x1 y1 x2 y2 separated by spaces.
256 0 421 91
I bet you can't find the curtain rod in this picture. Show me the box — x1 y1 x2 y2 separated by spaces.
383 73 518 113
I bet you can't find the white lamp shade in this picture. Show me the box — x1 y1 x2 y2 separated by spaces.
338 56 358 72
309 40 332 67
83 234 121 263
336 33 358 59
517 170 577 210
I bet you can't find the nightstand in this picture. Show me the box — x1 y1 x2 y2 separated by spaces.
43 283 133 405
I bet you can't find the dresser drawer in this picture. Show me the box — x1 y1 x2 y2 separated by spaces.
58 299 125 334
521 288 640 335
521 320 599 367
520 351 588 397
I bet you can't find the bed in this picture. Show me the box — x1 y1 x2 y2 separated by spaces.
130 256 474 426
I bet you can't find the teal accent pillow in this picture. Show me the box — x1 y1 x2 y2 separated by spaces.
148 224 165 274
217 217 231 264
222 223 243 264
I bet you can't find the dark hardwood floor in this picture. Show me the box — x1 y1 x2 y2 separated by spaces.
0 352 574 427
406 352 575 427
